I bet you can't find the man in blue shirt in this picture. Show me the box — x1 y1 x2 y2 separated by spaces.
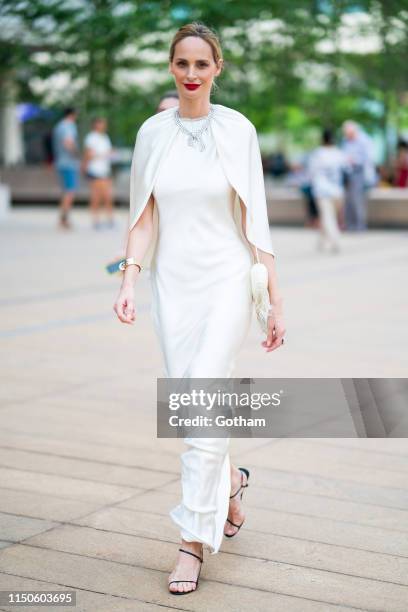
53 107 80 229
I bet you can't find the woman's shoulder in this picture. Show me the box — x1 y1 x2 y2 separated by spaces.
136 107 175 139
212 103 255 132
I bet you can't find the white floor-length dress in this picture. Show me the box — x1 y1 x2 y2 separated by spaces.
151 110 253 554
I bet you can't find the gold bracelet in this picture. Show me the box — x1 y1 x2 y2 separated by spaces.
119 257 142 273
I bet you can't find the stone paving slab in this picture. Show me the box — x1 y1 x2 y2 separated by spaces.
0 407 158 450
0 408 156 445
72 502 408 558
242 446 408 489
117 485 408 534
0 545 356 612
2 209 408 381
18 524 408 611
0 468 140 505
0 573 177 612
1 208 408 610
0 513 57 544
0 488 104 523
284 439 408 471
0 430 183 474
310 439 408 455
0 448 177 490
27 522 408 588
160 462 408 509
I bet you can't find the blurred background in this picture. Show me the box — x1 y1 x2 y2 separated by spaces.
0 0 408 223
0 6 408 608
1 0 407 375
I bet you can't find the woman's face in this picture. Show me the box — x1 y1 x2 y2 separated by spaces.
169 36 222 102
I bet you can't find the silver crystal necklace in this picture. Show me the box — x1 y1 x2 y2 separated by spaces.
174 104 215 152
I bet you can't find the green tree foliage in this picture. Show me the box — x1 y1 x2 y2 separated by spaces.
0 0 407 152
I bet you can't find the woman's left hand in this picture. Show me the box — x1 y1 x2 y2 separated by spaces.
262 311 286 352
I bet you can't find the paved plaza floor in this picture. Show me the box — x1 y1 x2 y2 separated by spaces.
0 207 407 611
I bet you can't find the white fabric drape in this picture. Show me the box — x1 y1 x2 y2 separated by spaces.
128 103 275 269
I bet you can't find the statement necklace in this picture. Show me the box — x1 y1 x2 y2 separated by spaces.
174 105 215 152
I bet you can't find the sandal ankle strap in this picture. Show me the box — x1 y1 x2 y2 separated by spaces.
178 548 203 563
226 517 244 529
229 468 249 499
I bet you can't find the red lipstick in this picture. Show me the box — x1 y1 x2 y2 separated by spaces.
184 83 201 90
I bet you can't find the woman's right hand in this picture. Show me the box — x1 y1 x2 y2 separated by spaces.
113 284 136 325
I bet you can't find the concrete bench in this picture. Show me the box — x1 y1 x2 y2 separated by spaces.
3 166 408 227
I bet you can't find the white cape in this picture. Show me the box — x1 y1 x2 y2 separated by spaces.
128 103 275 268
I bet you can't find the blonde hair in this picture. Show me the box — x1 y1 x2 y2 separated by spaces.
169 22 223 87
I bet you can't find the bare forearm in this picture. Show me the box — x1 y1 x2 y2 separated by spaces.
121 224 152 288
264 255 283 311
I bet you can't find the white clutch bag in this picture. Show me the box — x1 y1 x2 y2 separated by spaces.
250 246 272 334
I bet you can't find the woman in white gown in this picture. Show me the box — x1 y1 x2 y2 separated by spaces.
114 22 285 595
151 111 254 380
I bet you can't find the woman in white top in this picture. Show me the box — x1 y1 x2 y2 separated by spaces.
82 117 114 229
113 22 286 595
309 128 349 252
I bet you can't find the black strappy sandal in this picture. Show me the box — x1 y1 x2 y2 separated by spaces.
168 547 203 595
224 466 250 538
